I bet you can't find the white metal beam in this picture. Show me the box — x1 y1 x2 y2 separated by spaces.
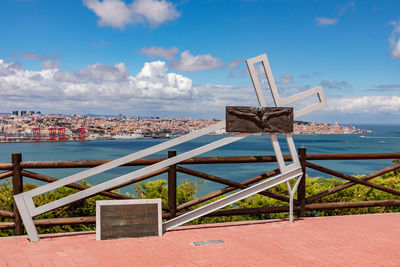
163 167 302 231
13 194 39 241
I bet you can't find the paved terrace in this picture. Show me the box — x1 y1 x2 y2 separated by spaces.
0 213 399 266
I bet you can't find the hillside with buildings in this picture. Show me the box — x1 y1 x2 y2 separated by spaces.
0 112 371 143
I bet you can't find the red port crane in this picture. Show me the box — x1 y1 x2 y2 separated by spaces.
32 128 41 141
78 127 86 141
48 128 57 141
58 128 66 141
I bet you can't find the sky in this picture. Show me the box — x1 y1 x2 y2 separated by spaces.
0 0 400 124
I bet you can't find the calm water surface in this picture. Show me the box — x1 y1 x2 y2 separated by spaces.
1 124 399 195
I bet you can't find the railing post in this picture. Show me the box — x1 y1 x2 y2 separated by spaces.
168 150 177 219
297 148 306 217
12 153 24 235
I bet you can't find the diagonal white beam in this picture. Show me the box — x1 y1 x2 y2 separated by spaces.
26 121 226 197
163 167 302 231
31 133 250 217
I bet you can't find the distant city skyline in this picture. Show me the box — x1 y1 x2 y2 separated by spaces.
0 0 400 124
0 113 369 144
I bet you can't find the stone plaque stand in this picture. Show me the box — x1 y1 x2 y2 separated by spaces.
96 199 162 240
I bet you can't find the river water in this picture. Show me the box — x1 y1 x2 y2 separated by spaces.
0 124 399 195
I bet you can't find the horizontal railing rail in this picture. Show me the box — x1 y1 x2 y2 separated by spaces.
2 152 400 170
0 150 399 235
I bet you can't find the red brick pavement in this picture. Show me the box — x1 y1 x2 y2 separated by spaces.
0 213 399 266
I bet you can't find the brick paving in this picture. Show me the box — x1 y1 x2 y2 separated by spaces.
0 213 399 266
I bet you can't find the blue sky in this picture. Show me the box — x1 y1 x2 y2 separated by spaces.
0 0 400 124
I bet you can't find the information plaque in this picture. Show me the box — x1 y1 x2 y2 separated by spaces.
96 199 162 240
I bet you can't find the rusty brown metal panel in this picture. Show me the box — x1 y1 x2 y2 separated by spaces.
226 106 293 133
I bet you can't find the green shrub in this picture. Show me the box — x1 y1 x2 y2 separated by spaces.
134 179 198 205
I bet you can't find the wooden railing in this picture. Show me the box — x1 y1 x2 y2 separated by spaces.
0 149 400 235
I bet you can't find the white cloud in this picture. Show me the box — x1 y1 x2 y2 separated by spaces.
75 62 129 82
42 59 60 69
227 60 246 78
389 20 400 59
135 61 192 97
20 52 60 69
278 74 293 84
227 59 242 68
0 61 20 76
367 84 400 92
316 17 339 26
132 0 180 26
83 0 135 28
169 50 223 72
326 96 400 114
0 59 197 114
140 46 179 60
83 0 180 29
21 52 42 61
277 86 309 97
137 61 167 79
320 80 349 89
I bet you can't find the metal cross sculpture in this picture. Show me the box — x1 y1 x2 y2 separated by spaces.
15 54 326 241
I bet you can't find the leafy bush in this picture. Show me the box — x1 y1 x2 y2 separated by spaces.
134 179 198 206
